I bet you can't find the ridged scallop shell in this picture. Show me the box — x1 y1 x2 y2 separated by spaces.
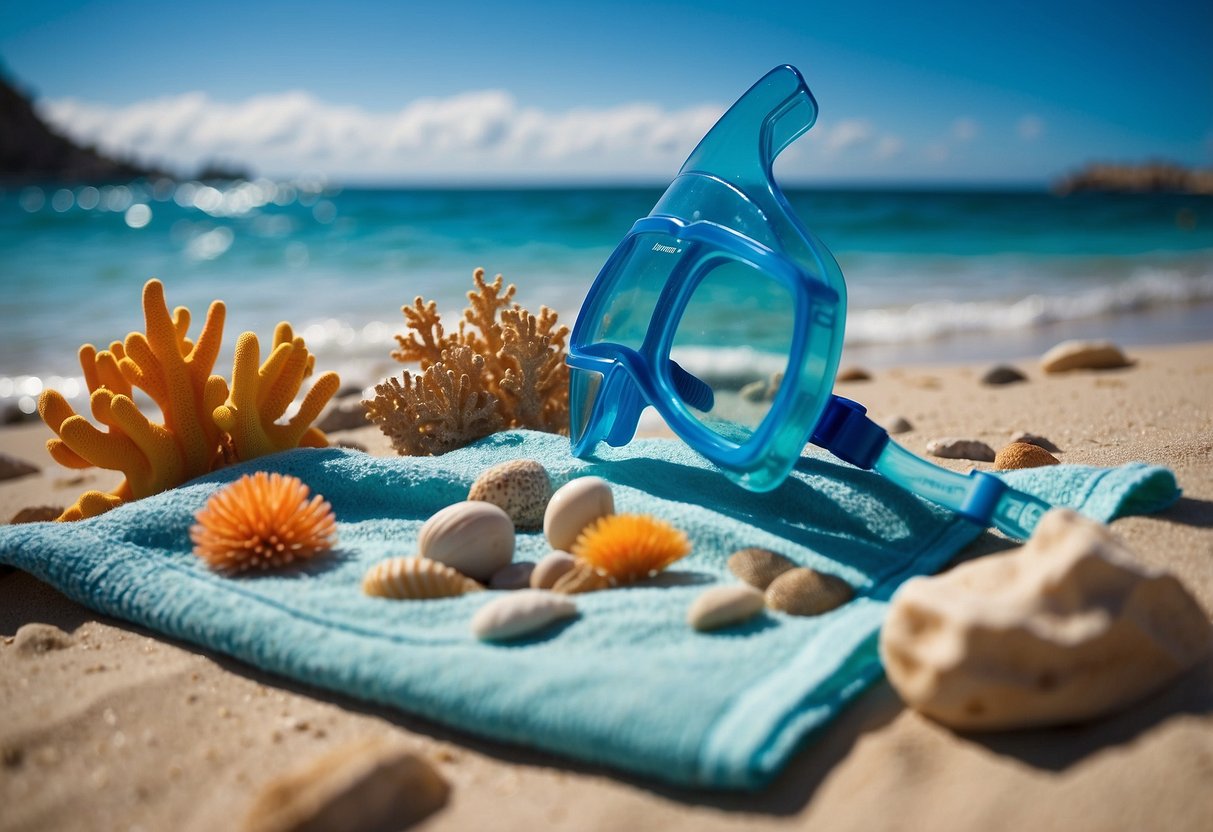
764 568 854 616
551 563 611 595
544 477 614 551
727 547 796 590
468 459 552 530
471 590 578 641
362 557 484 599
418 501 515 582
688 585 765 632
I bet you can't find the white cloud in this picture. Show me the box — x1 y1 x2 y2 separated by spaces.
951 117 979 142
818 118 873 154
874 135 904 160
38 90 726 181
1017 114 1044 141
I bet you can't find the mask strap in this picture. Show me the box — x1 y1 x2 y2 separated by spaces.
805 396 1052 540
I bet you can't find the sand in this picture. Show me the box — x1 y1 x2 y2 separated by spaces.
2 341 1211 831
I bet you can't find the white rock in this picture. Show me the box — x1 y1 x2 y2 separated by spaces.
1041 339 1131 373
418 501 514 582
471 590 578 641
926 437 996 462
688 585 765 631
544 477 614 552
880 509 1212 731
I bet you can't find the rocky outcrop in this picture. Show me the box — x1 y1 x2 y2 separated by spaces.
1054 162 1213 195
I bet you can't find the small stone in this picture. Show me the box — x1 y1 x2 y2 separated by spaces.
9 506 63 524
471 590 578 641
885 416 913 435
489 561 535 591
688 585 765 631
981 365 1027 385
1041 339 1131 373
241 736 448 832
727 547 797 590
544 477 614 552
468 459 552 530
13 623 74 656
551 563 611 594
0 452 39 482
1009 432 1061 453
994 442 1060 471
530 551 577 589
765 568 854 616
926 437 996 462
836 366 872 382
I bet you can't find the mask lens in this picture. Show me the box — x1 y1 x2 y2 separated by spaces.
586 232 689 350
568 366 604 449
669 258 796 445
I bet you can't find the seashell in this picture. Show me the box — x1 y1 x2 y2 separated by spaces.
418 501 514 582
544 476 614 552
728 547 797 590
980 364 1027 385
467 459 552 530
1041 339 1131 373
926 437 996 462
190 472 337 573
994 442 1060 471
572 513 691 584
764 568 854 616
241 737 448 832
885 416 913 435
688 585 765 632
530 550 577 589
9 505 64 524
880 509 1211 730
362 556 483 599
1009 431 1061 453
836 366 871 382
471 590 578 641
489 561 536 590
551 563 611 595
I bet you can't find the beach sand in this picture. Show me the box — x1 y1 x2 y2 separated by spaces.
2 341 1211 831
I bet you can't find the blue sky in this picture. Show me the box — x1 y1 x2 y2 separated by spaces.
2 0 1211 184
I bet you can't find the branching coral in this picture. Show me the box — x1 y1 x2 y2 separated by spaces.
39 279 339 521
365 268 570 455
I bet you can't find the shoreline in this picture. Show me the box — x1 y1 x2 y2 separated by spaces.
2 339 1211 831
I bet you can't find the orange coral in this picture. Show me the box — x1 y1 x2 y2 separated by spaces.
39 279 339 521
190 472 337 572
367 268 569 455
571 514 692 585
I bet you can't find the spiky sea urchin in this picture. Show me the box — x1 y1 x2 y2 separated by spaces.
190 472 337 573
571 513 691 585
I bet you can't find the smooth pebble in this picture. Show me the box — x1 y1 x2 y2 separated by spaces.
544 477 614 552
765 568 854 616
926 437 996 462
471 590 578 641
980 365 1027 385
489 561 536 590
688 585 765 631
886 416 913 435
727 547 796 590
530 550 577 589
1040 340 1131 373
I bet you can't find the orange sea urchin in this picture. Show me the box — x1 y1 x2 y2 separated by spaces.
571 513 691 585
190 472 337 573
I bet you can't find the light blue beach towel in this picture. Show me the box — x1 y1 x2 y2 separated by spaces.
0 430 1179 789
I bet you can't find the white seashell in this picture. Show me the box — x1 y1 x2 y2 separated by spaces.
688 585 765 631
530 550 577 589
544 477 614 552
362 557 484 599
418 501 515 582
880 509 1212 730
925 437 996 462
471 590 578 641
489 561 535 590
468 459 552 530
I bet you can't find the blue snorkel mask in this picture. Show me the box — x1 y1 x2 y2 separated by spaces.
568 65 1051 540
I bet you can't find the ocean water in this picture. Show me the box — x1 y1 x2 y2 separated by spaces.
1 182 1211 416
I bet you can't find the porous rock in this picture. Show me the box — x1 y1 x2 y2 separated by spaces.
530 551 577 589
994 442 1059 470
688 585 765 631
980 365 1027 385
0 451 39 482
13 623 74 656
764 568 854 616
1009 431 1061 453
926 437 996 462
880 509 1212 731
241 736 448 832
1041 339 1131 373
471 590 577 641
468 459 551 529
728 547 796 590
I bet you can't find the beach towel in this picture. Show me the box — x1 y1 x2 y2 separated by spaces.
0 430 1180 790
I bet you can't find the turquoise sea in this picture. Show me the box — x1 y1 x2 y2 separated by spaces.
1 182 1211 416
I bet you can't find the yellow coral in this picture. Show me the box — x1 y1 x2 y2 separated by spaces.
39 279 339 521
368 268 570 455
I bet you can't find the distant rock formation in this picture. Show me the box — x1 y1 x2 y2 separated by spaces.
0 73 156 183
1054 162 1213 195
